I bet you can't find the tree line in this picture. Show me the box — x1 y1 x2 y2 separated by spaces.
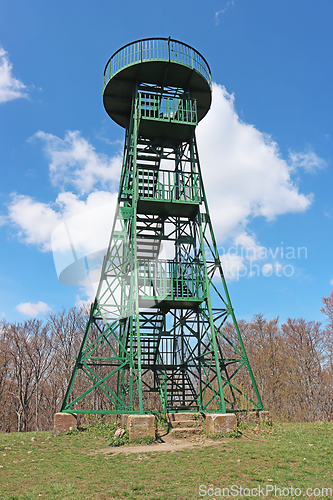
0 292 332 432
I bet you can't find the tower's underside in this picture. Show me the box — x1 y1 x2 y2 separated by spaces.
61 38 263 415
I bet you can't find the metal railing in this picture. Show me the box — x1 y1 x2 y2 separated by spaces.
138 93 197 125
137 259 205 302
103 37 211 93
138 168 201 204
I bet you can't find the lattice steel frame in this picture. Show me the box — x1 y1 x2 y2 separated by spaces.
61 38 263 415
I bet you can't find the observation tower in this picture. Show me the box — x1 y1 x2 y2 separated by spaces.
61 38 263 416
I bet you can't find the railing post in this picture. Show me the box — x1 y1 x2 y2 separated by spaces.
168 171 171 201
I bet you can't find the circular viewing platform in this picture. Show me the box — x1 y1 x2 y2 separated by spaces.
103 38 212 129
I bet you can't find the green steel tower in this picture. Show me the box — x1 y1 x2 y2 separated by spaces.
61 38 263 415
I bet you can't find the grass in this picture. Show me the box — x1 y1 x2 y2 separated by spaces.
0 422 332 499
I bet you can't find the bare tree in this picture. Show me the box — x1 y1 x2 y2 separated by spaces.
7 323 35 431
0 320 16 431
0 303 332 431
47 307 85 406
281 318 326 421
321 292 333 419
22 320 55 431
246 314 286 416
321 291 333 369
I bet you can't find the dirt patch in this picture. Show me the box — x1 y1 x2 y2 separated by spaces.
92 432 228 455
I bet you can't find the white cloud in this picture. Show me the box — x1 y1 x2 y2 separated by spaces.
8 194 61 251
0 48 27 103
218 232 266 281
197 84 315 242
6 131 121 291
330 279 333 286
233 232 266 262
32 130 122 194
51 191 117 254
5 87 324 294
8 190 117 252
262 263 273 276
9 93 318 261
75 281 97 311
6 129 121 294
0 215 7 227
16 301 51 317
289 150 326 173
215 1 235 25
220 253 246 281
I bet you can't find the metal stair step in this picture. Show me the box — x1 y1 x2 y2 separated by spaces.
137 240 160 246
137 167 160 173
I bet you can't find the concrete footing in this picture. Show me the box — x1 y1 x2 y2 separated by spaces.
206 413 237 435
127 414 156 441
53 412 77 436
120 414 129 429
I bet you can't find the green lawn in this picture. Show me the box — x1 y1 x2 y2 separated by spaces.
0 422 332 499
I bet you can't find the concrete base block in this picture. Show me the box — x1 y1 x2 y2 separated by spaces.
120 414 129 429
128 414 156 441
53 413 77 436
206 413 237 435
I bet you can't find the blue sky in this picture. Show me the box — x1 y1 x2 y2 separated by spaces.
0 0 332 324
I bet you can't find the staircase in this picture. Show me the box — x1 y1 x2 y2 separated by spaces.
168 412 204 438
135 140 164 263
137 141 162 202
136 217 163 261
155 368 199 412
173 276 193 298
126 314 164 368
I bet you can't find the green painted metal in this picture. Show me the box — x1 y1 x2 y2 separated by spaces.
61 38 263 416
103 38 212 95
139 93 198 125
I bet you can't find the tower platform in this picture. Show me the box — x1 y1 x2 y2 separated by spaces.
103 37 212 130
